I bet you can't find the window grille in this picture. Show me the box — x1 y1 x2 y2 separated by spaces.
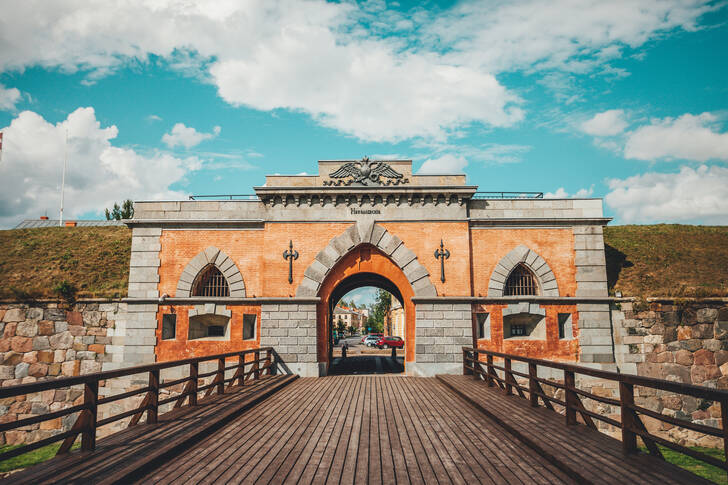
207 325 225 337
504 264 539 296
193 265 230 297
510 324 526 337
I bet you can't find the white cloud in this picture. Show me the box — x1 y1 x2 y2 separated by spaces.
417 143 531 174
605 165 728 224
418 154 468 174
0 84 21 111
162 123 220 149
428 0 713 74
580 110 628 136
147 114 162 122
545 186 594 198
624 113 728 161
0 1 713 142
0 107 200 228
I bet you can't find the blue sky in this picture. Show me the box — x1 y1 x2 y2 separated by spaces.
0 0 727 228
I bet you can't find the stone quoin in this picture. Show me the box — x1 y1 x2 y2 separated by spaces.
116 158 612 377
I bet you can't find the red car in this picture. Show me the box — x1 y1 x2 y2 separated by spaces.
376 336 404 349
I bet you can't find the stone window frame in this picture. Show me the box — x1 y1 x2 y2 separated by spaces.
243 314 257 341
503 264 540 296
502 302 547 340
176 246 245 298
188 303 232 341
558 313 574 340
488 245 559 297
475 313 491 340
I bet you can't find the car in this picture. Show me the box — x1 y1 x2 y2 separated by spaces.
363 335 381 347
376 336 404 349
361 333 383 344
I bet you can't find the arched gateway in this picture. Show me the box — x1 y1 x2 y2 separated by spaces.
118 158 613 377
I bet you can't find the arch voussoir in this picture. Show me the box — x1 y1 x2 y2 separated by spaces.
176 246 246 297
295 221 437 298
488 244 559 297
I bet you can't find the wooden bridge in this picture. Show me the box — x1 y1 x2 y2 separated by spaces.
0 347 725 484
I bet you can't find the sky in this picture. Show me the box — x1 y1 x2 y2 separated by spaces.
0 0 727 229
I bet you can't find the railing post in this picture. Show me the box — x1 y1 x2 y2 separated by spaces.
486 354 494 387
148 369 159 424
189 362 198 406
254 350 261 380
81 379 98 451
266 349 273 375
721 399 728 479
463 349 472 376
239 353 246 386
619 381 637 454
504 358 513 396
564 370 576 425
217 357 225 395
528 363 538 407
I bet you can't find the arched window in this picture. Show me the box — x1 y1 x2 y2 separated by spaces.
192 265 230 297
504 264 539 296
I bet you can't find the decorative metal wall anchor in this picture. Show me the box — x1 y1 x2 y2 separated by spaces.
434 239 450 283
283 240 299 284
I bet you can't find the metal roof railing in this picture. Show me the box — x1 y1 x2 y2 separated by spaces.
471 192 544 199
188 194 260 201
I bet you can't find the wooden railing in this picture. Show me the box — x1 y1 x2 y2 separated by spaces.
463 347 728 475
0 347 279 463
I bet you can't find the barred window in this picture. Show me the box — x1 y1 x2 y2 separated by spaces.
192 265 230 297
504 264 539 296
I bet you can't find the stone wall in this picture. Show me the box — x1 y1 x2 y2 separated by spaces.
0 301 124 446
260 303 318 377
576 299 728 447
412 302 472 377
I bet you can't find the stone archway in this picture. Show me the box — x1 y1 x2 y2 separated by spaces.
295 221 437 298
315 244 417 373
488 245 559 297
175 246 246 297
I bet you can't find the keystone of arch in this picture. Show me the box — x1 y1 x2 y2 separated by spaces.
488 244 559 297
296 221 437 298
175 246 246 297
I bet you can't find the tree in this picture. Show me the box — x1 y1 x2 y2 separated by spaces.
368 289 391 333
347 325 356 336
336 318 346 336
105 199 134 220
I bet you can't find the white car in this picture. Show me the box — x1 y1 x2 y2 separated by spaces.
363 335 380 347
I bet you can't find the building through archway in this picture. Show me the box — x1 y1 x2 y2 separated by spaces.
119 158 613 377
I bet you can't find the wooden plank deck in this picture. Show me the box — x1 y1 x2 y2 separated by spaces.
5 374 711 484
137 376 577 484
3 374 297 485
437 374 712 485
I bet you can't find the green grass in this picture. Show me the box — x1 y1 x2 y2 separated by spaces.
641 445 727 484
0 226 131 299
604 224 728 298
0 442 80 473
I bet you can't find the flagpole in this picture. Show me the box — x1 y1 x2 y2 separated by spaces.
60 129 67 227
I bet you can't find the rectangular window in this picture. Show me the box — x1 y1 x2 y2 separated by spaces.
243 314 256 340
510 324 526 337
476 313 490 339
162 314 176 340
558 313 572 340
207 325 225 337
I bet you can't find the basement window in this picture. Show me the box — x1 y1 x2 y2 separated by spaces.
558 313 573 340
503 312 546 340
243 314 256 340
189 314 230 340
476 313 490 339
162 314 176 340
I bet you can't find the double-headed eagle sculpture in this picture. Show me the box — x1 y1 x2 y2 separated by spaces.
326 157 406 186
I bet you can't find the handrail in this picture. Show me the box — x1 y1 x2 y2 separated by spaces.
462 347 728 476
0 347 279 463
